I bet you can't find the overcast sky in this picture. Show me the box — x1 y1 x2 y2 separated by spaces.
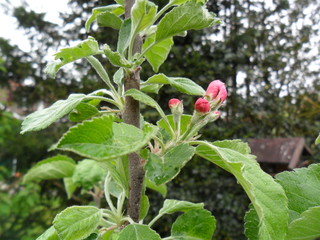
0 0 69 51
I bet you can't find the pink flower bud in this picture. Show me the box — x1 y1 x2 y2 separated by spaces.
206 80 227 102
168 98 181 108
194 98 210 113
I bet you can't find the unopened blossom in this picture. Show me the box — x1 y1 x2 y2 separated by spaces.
194 98 210 113
206 80 227 102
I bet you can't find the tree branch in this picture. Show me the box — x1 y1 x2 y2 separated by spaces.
124 0 144 223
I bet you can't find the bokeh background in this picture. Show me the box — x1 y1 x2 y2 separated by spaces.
0 0 319 239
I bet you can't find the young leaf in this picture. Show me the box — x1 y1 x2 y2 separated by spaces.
140 194 150 220
21 93 86 134
145 73 205 95
196 140 289 240
124 89 168 120
145 144 195 185
171 209 216 240
244 204 259 240
96 11 123 30
53 115 158 161
140 81 163 94
72 159 105 190
145 178 167 197
275 163 320 215
69 102 100 122
159 199 204 215
142 34 174 72
113 67 124 86
63 177 78 199
103 45 133 67
157 114 192 137
117 19 132 55
156 1 219 43
286 206 320 240
45 37 100 78
36 226 59 240
118 224 161 240
53 206 102 240
23 155 75 183
85 4 124 32
131 0 157 37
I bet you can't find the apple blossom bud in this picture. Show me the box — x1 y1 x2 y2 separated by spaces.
206 80 227 102
168 98 181 108
194 98 210 113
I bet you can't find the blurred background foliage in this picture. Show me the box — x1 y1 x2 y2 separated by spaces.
0 0 319 239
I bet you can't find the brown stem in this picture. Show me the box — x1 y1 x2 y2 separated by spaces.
124 0 144 223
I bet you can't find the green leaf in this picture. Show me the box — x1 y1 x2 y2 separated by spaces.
36 226 59 240
140 194 150 220
159 199 204 215
69 102 100 122
275 164 320 216
157 115 192 137
117 19 132 55
23 155 75 183
72 159 105 190
53 206 102 240
145 144 195 185
63 177 78 199
156 1 219 43
145 74 205 95
103 45 133 67
45 37 100 78
286 206 320 240
21 93 86 133
244 204 259 240
145 178 167 197
113 68 124 86
142 35 174 72
140 81 163 94
85 5 124 32
170 0 208 5
196 140 289 240
118 224 161 240
171 209 216 240
316 134 320 145
96 11 123 30
131 0 157 36
124 89 168 120
54 115 158 161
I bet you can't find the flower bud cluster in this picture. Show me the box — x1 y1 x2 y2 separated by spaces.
194 80 227 114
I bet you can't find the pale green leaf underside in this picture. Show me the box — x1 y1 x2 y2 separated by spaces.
196 140 288 240
53 206 102 240
118 224 161 240
85 4 124 32
45 37 100 78
131 0 157 37
156 1 218 43
145 144 195 185
275 163 320 216
159 199 204 215
145 73 205 95
171 209 216 240
54 115 158 161
103 45 133 67
21 93 86 134
142 35 174 72
286 206 320 240
117 19 132 54
96 11 123 30
23 155 75 183
36 226 59 240
63 177 78 199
